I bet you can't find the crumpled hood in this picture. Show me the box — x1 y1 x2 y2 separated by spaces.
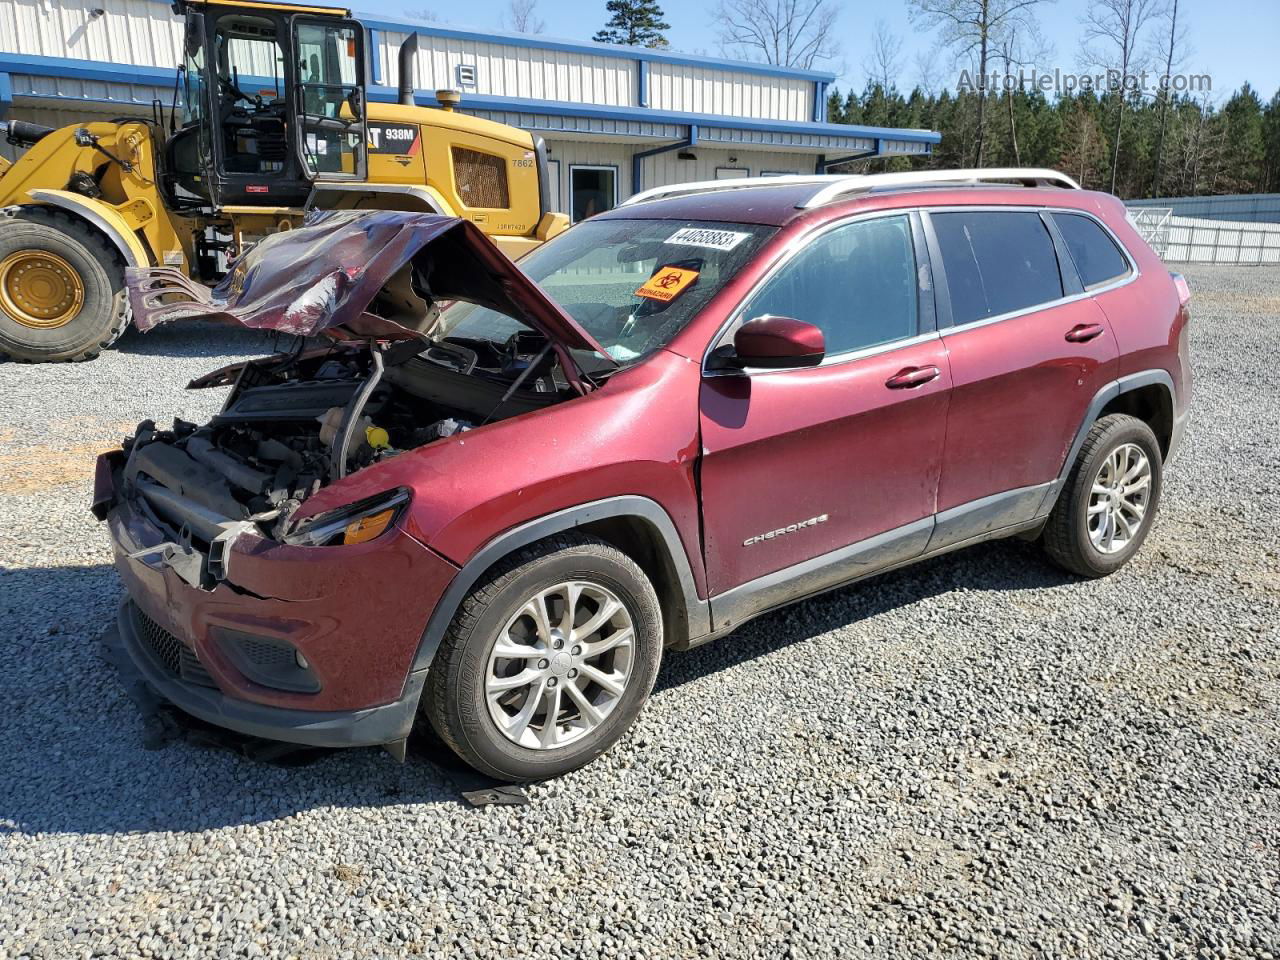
125 210 614 361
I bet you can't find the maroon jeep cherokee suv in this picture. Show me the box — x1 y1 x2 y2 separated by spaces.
96 170 1191 781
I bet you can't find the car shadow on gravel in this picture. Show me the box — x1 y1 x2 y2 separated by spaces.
1 538 1073 835
655 536 1074 694
0 564 516 837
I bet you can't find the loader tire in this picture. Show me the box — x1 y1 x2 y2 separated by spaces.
0 207 129 362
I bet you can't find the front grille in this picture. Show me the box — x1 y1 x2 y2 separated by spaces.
451 146 510 209
132 606 217 688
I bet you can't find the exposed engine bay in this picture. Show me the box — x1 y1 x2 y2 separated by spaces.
114 332 572 578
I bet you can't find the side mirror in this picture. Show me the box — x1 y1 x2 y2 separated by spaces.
711 315 825 371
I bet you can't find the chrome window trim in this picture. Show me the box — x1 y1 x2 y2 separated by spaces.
701 203 1141 377
703 208 930 376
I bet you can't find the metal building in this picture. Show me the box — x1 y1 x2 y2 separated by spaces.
0 0 941 218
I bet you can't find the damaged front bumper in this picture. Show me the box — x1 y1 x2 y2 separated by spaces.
108 598 423 748
96 451 460 748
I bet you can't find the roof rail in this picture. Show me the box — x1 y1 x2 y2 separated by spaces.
619 174 835 208
618 167 1082 210
798 168 1081 208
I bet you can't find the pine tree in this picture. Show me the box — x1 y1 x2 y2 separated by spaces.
593 0 670 48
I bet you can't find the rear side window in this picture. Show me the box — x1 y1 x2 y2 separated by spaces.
1053 213 1132 289
931 211 1064 325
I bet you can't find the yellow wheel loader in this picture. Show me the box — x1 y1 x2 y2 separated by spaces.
0 0 567 362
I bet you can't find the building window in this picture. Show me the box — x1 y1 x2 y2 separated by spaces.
569 165 617 222
715 167 749 179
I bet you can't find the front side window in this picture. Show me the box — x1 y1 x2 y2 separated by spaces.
931 211 1064 325
737 214 920 357
436 218 775 368
1053 213 1132 290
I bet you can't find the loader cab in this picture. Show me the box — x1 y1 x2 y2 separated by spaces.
166 0 368 210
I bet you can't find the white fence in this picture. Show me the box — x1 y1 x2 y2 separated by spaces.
1126 195 1280 264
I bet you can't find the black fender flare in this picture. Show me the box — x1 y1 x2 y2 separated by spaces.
1036 369 1178 517
402 495 710 692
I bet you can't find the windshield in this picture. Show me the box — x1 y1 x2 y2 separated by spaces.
435 218 775 367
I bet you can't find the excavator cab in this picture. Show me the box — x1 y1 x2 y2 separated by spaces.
166 0 368 209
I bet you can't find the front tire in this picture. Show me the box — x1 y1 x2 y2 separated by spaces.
0 207 129 362
1042 413 1164 578
423 534 663 782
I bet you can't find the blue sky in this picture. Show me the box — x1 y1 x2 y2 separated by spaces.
360 0 1280 105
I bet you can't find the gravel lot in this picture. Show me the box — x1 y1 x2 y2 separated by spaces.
1 266 1277 960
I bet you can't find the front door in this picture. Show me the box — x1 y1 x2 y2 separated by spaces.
698 212 951 626
292 16 368 184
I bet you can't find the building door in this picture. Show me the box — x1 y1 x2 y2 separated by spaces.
569 165 617 221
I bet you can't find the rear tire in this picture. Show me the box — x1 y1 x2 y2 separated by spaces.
423 533 663 782
1042 413 1163 578
0 207 129 362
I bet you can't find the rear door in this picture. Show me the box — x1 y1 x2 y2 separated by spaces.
699 212 951 619
924 207 1120 548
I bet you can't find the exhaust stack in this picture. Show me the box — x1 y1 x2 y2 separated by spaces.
398 33 418 106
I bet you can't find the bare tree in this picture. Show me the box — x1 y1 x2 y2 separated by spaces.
912 45 943 96
502 0 546 33
1080 0 1159 193
863 19 904 92
404 7 440 21
712 0 840 69
1149 0 1189 195
908 0 1053 167
996 19 1051 164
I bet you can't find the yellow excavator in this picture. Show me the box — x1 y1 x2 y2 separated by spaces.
0 0 567 362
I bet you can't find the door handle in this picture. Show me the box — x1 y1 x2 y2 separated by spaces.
1065 323 1106 343
885 365 941 389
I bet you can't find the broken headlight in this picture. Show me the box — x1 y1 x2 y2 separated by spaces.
282 488 411 547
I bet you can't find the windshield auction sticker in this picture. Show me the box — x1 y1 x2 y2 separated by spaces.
664 227 750 250
635 266 700 302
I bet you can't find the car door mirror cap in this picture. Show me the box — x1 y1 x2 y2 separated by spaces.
712 315 825 371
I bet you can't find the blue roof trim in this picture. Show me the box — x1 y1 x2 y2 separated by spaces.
369 85 942 145
0 53 175 86
0 72 12 112
355 13 837 82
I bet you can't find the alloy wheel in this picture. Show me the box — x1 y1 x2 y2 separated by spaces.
1087 442 1152 554
485 580 635 750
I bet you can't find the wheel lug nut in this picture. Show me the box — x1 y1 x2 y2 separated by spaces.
547 677 558 687
537 658 549 669
552 639 563 649
571 645 582 656
567 668 577 679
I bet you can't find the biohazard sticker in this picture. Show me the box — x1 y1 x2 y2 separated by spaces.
664 227 750 250
635 266 699 302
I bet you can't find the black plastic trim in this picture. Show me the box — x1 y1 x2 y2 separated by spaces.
709 516 934 634
1034 368 1178 516
405 496 710 680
